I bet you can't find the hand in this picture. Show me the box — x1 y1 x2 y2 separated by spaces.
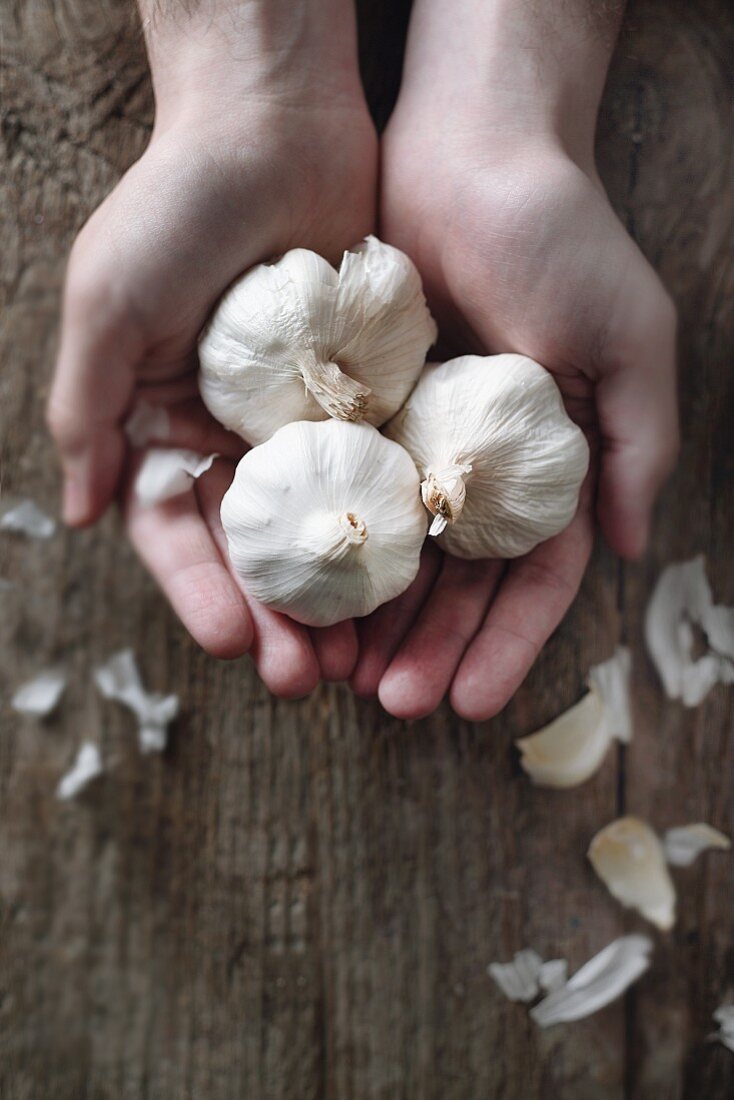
351 0 678 720
48 0 377 694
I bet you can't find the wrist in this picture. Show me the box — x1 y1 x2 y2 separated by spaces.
395 0 624 169
139 0 367 131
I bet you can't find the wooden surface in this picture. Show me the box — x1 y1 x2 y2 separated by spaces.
1 1 733 1096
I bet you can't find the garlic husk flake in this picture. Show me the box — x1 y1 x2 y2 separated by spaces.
221 420 427 627
588 816 676 930
516 647 631 788
488 950 567 1003
644 555 734 705
662 823 731 867
385 355 589 560
134 448 217 507
198 236 437 445
56 742 103 801
0 499 56 539
12 668 67 717
712 1006 734 1054
487 949 544 1003
529 935 653 1028
94 649 178 754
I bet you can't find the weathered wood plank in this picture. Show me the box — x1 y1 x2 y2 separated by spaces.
0 1 732 1097
599 3 734 1098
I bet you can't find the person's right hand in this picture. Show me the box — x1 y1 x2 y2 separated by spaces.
48 2 377 695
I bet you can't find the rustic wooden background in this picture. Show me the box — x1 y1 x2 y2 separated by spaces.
1 0 732 1096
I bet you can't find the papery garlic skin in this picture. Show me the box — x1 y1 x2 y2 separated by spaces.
134 449 217 507
198 236 437 445
221 420 427 627
385 355 589 559
12 669 67 717
488 950 568 1003
712 1005 734 1054
662 823 731 867
530 935 652 1028
645 556 734 705
588 817 676 931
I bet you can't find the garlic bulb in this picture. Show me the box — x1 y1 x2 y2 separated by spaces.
221 420 427 627
199 236 437 445
385 355 589 560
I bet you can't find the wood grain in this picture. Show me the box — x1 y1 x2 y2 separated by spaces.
1 0 732 1096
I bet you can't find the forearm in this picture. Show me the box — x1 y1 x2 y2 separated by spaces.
137 0 364 127
398 0 624 162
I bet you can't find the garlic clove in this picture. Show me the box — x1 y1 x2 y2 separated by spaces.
530 935 653 1028
198 236 437 445
220 419 428 628
385 355 589 560
662 823 731 867
516 647 631 788
588 817 676 930
517 691 607 789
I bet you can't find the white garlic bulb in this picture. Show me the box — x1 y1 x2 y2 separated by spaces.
221 420 427 627
385 354 589 560
198 236 437 445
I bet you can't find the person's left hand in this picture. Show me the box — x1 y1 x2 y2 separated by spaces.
350 103 676 722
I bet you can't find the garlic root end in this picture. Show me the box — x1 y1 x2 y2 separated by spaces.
421 465 471 535
301 353 371 422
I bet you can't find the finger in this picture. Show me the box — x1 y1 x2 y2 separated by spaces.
596 293 678 558
349 541 443 698
129 396 246 461
125 470 254 661
311 621 359 682
137 374 202 405
197 461 320 698
47 263 141 527
378 556 504 720
450 506 594 722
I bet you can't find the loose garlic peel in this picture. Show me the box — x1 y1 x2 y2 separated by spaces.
221 420 427 627
516 647 631 788
198 236 437 445
588 816 676 931
662 823 731 867
385 355 589 559
645 555 734 706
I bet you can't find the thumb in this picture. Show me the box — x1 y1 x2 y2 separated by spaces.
47 257 139 526
595 290 678 558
